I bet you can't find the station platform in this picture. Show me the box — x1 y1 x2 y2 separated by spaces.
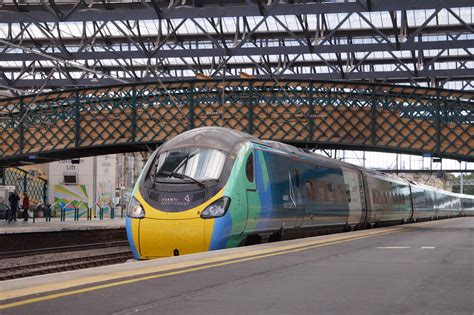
0 218 125 234
1 217 473 314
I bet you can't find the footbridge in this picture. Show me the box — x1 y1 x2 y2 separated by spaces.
0 79 473 166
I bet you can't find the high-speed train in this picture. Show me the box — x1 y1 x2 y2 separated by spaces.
126 127 474 259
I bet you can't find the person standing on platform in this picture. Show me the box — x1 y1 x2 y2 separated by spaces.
22 193 30 222
8 191 20 223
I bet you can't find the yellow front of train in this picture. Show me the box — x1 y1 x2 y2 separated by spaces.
127 188 225 258
125 127 252 259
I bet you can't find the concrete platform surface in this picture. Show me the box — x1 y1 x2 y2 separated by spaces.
1 217 473 314
0 218 125 234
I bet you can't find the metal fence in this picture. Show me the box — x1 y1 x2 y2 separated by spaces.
0 168 47 204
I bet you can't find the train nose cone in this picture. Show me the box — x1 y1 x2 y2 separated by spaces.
138 217 212 258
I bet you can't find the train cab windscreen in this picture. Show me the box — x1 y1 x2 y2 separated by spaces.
152 147 227 185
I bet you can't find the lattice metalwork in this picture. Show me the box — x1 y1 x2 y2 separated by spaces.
0 168 47 203
0 0 473 95
0 80 472 166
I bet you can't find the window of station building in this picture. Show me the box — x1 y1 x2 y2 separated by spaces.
245 153 254 182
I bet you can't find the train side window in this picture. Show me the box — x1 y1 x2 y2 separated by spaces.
372 189 378 204
317 181 327 201
345 184 351 203
294 170 300 188
306 180 317 200
327 183 333 193
246 153 254 182
327 183 336 202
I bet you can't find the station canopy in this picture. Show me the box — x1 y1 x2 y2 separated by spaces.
0 0 473 97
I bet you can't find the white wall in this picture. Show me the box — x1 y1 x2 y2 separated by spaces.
48 155 116 209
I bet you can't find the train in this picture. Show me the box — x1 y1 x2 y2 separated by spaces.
126 127 474 259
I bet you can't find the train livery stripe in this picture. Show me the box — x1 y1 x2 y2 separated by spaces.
125 217 140 259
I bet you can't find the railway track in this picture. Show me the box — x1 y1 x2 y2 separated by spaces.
0 249 132 281
0 240 130 259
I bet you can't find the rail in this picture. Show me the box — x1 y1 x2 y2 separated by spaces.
0 249 132 281
0 240 129 259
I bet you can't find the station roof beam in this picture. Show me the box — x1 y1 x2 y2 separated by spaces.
0 0 472 95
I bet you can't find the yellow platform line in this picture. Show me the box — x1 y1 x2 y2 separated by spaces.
0 226 407 309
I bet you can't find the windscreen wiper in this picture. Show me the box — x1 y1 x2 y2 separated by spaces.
156 171 205 188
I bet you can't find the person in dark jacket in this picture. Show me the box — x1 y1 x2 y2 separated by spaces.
8 191 20 223
22 193 30 222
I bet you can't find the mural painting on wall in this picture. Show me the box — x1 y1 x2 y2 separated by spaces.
97 181 114 218
54 184 89 218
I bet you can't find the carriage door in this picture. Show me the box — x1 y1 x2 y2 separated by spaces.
292 169 305 227
358 172 368 226
244 152 258 233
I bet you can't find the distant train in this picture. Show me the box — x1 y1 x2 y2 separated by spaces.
126 127 474 259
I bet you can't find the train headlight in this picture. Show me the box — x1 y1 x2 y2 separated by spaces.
127 197 145 219
200 197 231 219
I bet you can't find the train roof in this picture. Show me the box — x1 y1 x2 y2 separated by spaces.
171 127 406 182
159 127 257 154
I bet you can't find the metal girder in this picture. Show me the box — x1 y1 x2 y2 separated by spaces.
0 1 473 93
2 55 470 73
0 0 472 22
4 70 474 89
2 39 473 62
2 24 467 47
0 38 472 63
